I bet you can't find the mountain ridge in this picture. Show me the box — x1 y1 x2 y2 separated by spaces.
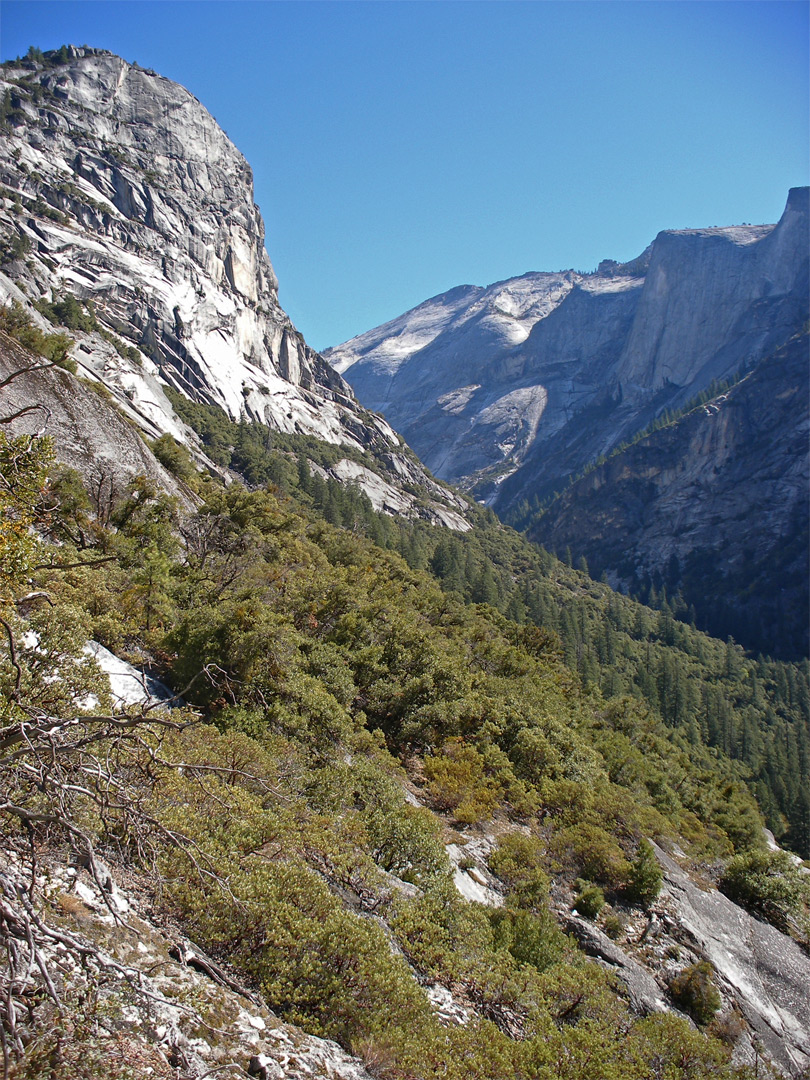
326 190 807 502
325 188 809 657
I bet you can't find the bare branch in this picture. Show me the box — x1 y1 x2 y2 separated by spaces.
0 404 51 435
0 362 58 392
32 555 118 571
14 591 53 610
0 616 22 703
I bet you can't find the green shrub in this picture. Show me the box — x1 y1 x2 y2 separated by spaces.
552 822 631 888
490 907 566 973
719 848 810 934
0 299 76 371
574 882 605 919
623 839 662 908
0 229 30 262
669 961 721 1025
150 433 198 483
36 292 95 332
603 911 624 939
423 738 501 824
487 832 550 911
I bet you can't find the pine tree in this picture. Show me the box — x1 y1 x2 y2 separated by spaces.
624 839 662 908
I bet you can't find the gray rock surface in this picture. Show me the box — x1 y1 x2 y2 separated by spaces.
564 912 669 1016
0 328 190 504
84 640 176 708
0 48 466 528
653 842 810 1077
326 190 808 510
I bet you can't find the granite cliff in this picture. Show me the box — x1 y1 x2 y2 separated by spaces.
327 191 807 508
0 47 468 529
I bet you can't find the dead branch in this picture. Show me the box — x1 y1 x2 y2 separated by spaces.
0 403 51 432
0 362 59 392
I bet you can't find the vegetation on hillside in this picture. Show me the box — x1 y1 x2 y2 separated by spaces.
2 380 809 1076
1 50 807 1076
165 393 810 860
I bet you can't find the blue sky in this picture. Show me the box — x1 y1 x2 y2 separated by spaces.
1 1 807 351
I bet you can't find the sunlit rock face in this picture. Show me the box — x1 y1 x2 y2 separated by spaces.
326 190 808 511
653 843 810 1079
0 48 354 437
326 270 643 487
0 47 469 528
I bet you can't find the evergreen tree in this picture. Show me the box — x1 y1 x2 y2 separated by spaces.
624 839 663 908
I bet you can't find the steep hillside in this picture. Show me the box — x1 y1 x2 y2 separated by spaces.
0 46 467 529
2 397 810 1079
528 331 810 660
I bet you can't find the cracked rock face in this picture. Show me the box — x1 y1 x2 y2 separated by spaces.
0 327 190 503
0 48 348 435
0 47 468 527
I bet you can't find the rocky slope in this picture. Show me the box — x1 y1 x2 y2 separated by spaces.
530 330 810 659
0 328 193 506
325 190 808 508
1 849 376 1080
0 47 468 529
443 824 810 1078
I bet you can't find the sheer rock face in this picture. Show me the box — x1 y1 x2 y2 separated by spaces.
326 190 808 510
0 48 467 526
326 271 644 486
0 48 343 433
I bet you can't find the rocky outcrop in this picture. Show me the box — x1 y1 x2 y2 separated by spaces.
0 48 468 528
564 912 669 1016
530 331 810 659
438 813 810 1077
653 843 810 1078
562 844 810 1077
0 328 191 505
